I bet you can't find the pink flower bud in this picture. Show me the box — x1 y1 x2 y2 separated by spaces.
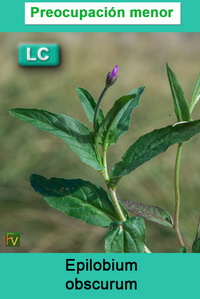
106 65 119 87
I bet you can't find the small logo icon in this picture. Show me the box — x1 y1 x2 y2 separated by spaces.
5 232 20 247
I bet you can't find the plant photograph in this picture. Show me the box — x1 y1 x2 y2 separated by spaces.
0 32 200 252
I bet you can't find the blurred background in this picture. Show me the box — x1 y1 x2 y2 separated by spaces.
0 32 200 253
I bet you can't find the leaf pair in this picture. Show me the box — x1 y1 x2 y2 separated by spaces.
107 67 200 184
77 86 145 147
31 173 145 253
9 87 144 172
97 87 145 147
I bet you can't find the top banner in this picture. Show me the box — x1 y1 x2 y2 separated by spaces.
25 2 181 25
0 0 199 32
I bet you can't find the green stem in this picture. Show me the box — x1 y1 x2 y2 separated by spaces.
107 186 151 253
108 187 126 221
94 86 151 253
102 148 151 253
102 146 109 181
93 87 108 167
112 177 122 189
93 87 107 134
144 246 151 253
94 137 102 166
173 143 185 247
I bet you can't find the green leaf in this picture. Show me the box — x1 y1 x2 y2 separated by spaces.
192 217 200 253
121 200 173 227
189 73 200 114
98 87 144 146
111 120 200 181
76 87 104 125
105 217 146 253
179 246 187 253
30 174 123 227
9 108 103 170
192 238 200 253
166 64 191 122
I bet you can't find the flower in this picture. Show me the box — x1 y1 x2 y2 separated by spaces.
105 65 119 88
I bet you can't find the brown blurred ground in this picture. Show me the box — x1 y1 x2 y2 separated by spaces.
0 32 200 253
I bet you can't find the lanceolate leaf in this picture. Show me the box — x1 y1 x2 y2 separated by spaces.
105 217 146 253
30 174 123 227
76 87 104 124
98 87 144 146
121 200 173 227
111 120 200 180
189 73 200 114
166 64 190 122
9 108 103 170
113 87 145 144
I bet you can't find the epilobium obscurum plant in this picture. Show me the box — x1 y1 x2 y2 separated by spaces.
9 65 200 253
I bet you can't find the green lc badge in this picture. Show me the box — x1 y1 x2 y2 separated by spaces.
18 44 60 66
